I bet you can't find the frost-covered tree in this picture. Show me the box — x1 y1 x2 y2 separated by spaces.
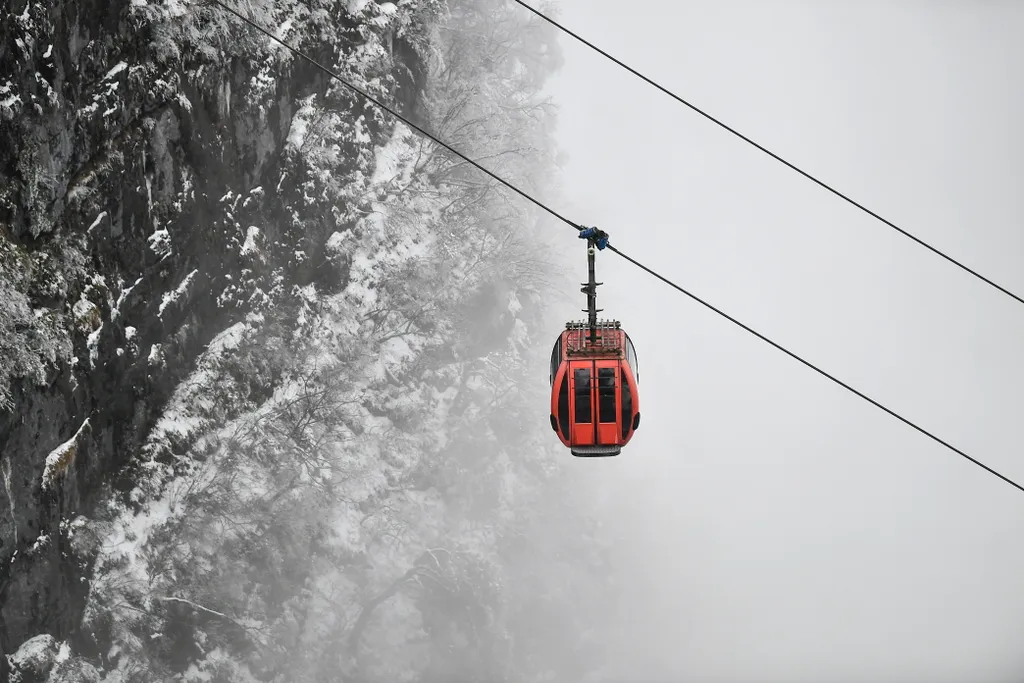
2 1 612 681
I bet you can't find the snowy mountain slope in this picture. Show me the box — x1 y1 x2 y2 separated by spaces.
1 0 612 681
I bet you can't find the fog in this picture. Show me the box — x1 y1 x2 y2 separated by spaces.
542 2 1024 681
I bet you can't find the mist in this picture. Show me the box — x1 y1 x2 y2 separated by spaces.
542 1 1024 681
3 1 1023 681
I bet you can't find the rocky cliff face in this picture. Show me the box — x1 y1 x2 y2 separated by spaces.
2 0 432 650
1 1 611 681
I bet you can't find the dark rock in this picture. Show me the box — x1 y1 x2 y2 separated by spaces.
0 0 428 662
7 634 58 683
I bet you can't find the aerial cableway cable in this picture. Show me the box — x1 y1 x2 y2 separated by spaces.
608 244 1024 494
206 0 584 233
510 0 1024 310
209 0 1024 494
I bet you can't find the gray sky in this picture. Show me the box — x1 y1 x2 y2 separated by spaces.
540 2 1024 681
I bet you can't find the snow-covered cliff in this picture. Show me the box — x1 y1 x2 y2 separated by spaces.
0 1 612 680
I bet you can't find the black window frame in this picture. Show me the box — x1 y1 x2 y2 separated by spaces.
549 336 562 386
624 333 639 383
574 368 592 424
557 373 570 439
598 367 616 424
621 367 633 439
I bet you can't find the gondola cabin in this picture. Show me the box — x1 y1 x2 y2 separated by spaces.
549 320 640 457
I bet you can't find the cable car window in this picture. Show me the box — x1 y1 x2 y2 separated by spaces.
549 337 562 386
621 367 633 439
574 368 592 424
598 368 616 423
624 333 639 382
557 373 570 439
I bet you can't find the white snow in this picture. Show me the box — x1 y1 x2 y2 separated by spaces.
276 18 294 41
507 289 522 315
10 635 58 673
158 268 198 317
72 296 98 326
377 336 415 380
286 97 316 151
104 61 128 81
87 210 108 233
42 418 91 489
370 3 398 27
326 230 350 253
160 0 188 19
1 93 21 110
112 276 143 320
148 227 171 258
125 326 137 340
287 115 309 150
370 125 416 187
87 324 103 367
240 226 260 256
30 533 49 552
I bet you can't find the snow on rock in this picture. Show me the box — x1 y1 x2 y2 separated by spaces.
42 418 91 490
9 633 59 680
325 230 350 253
112 277 143 320
85 211 108 234
286 96 315 151
147 227 171 259
143 321 245 455
157 268 198 317
103 61 128 81
86 324 104 368
147 343 163 367
373 336 416 382
369 2 399 28
369 125 416 188
239 226 260 256
29 533 50 553
72 296 100 335
0 79 22 120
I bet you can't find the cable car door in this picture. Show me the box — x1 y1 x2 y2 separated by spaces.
569 360 620 447
594 359 620 445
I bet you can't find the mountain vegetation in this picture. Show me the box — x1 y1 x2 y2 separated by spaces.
0 1 613 680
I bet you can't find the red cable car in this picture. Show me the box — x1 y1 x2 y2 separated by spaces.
548 228 640 457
